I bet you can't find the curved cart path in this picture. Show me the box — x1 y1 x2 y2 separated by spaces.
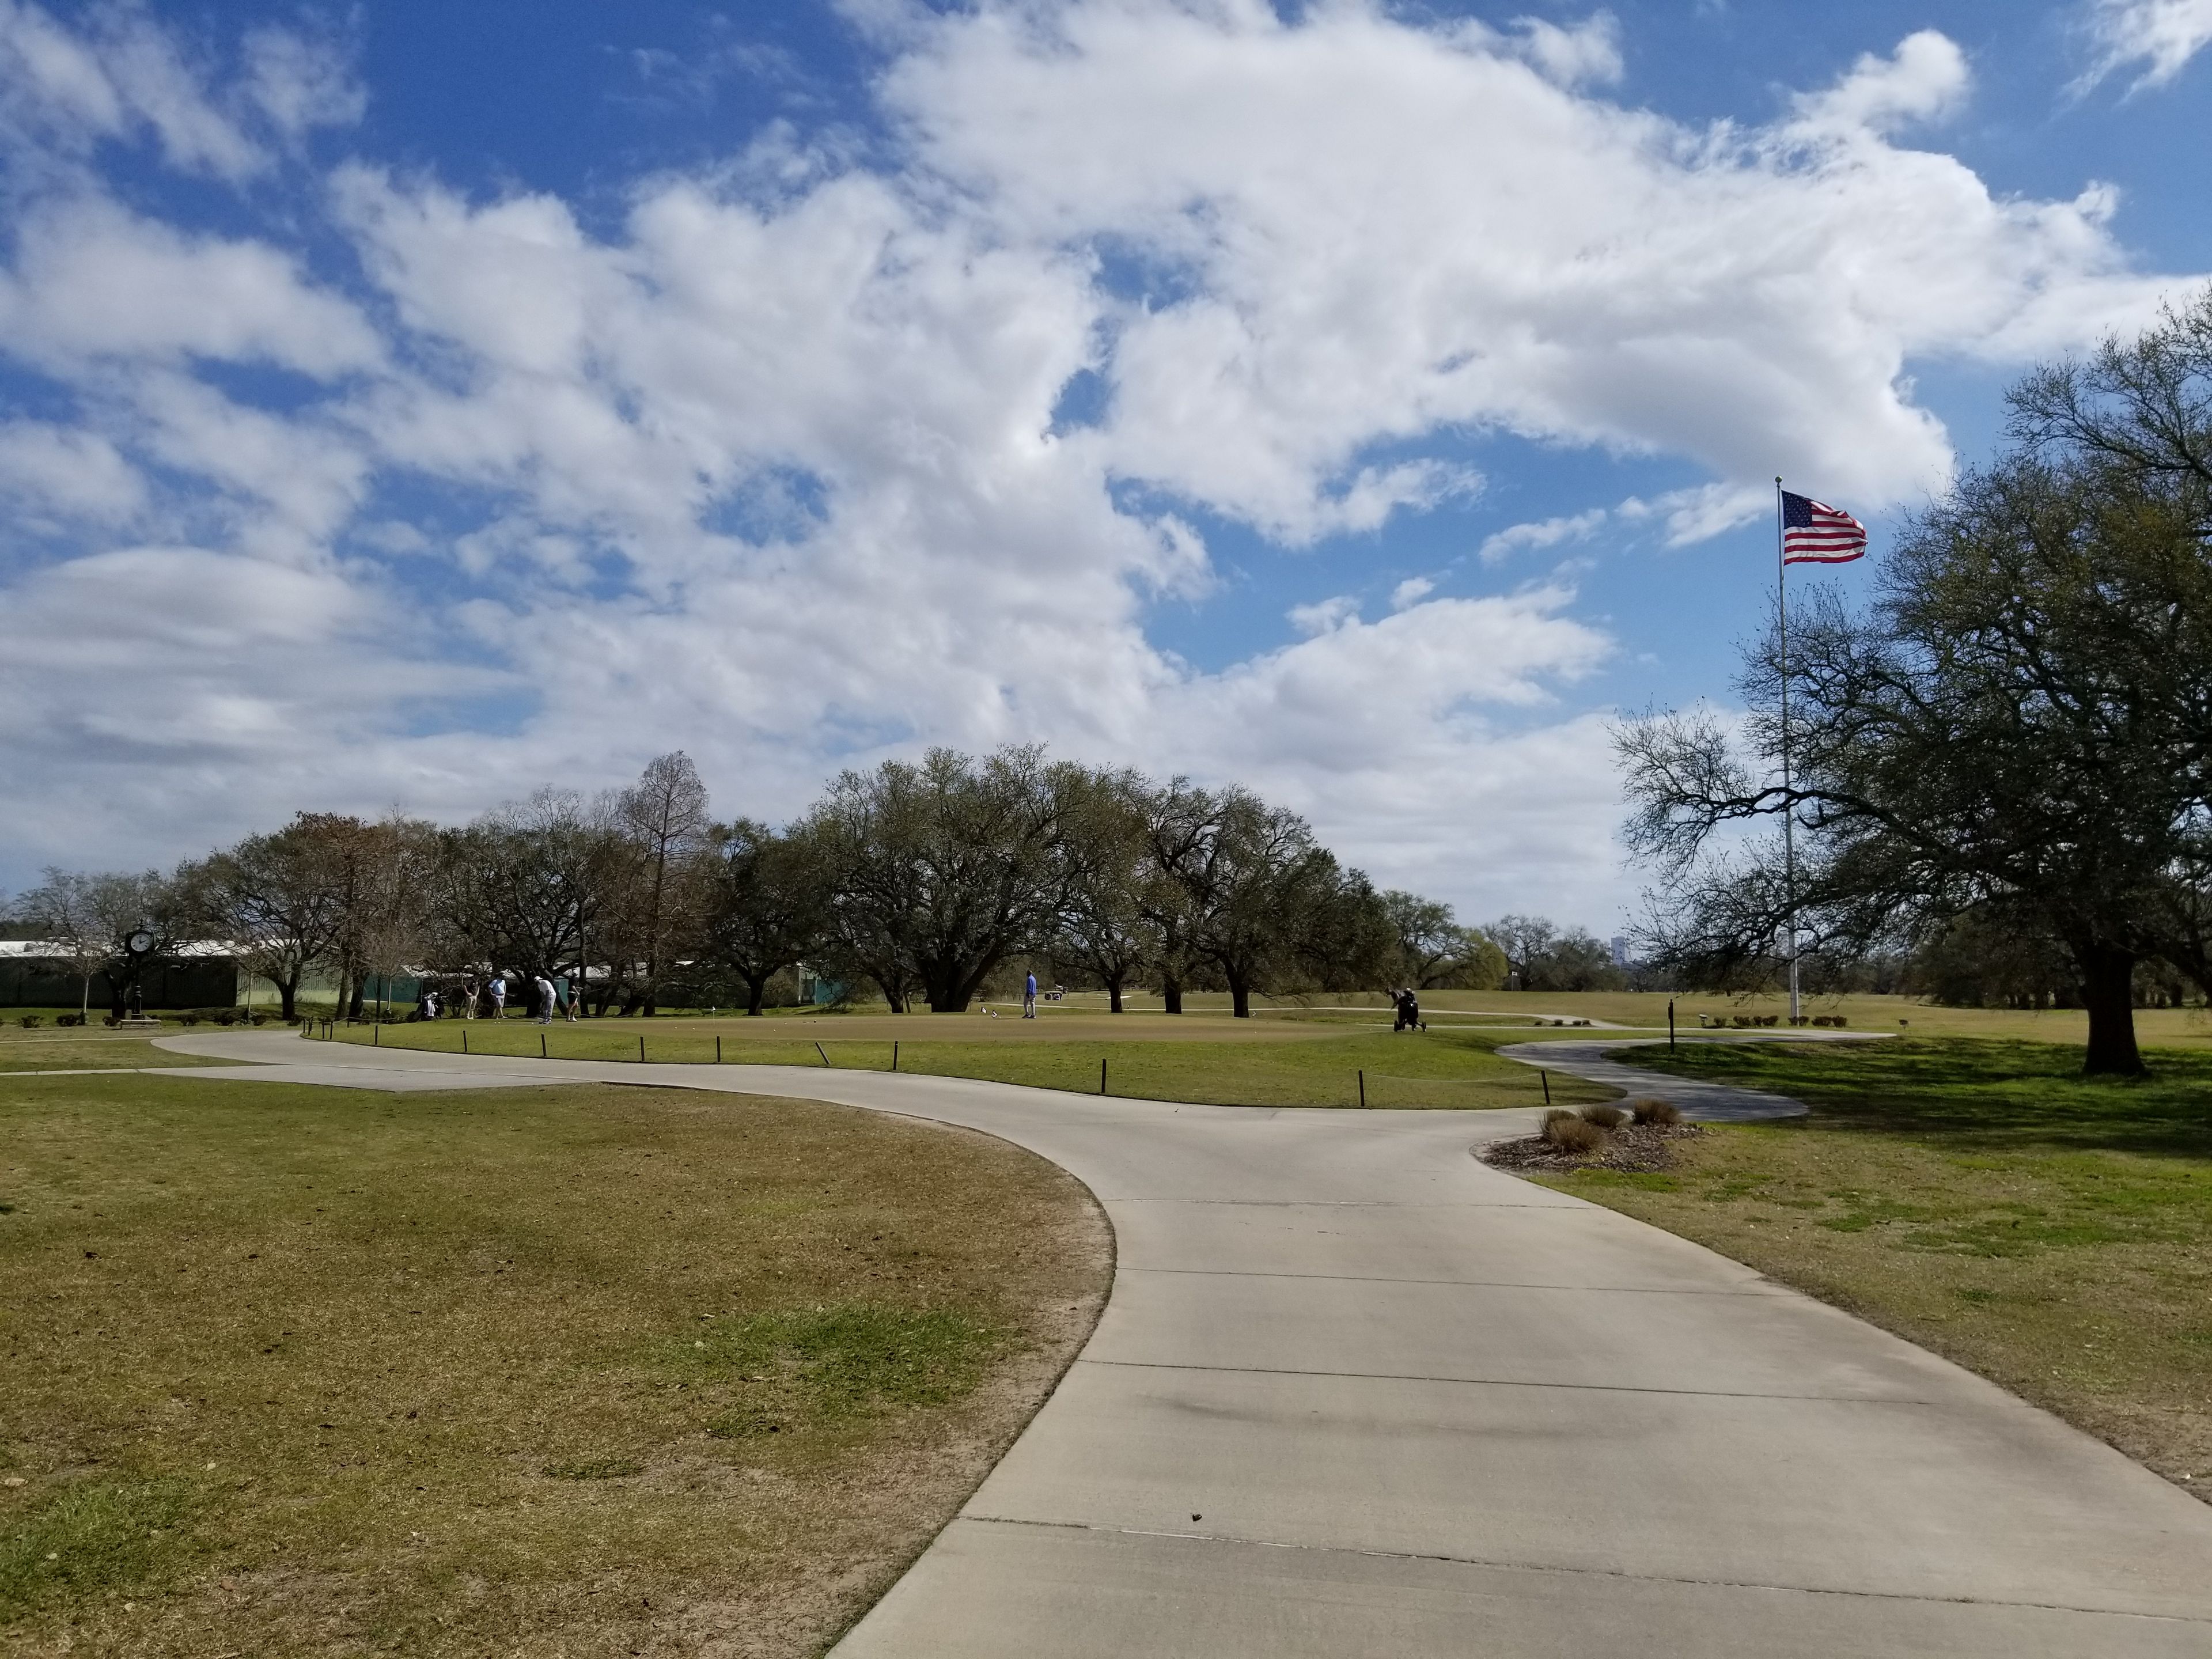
153 1031 2212 1657
1495 1033 1892 1121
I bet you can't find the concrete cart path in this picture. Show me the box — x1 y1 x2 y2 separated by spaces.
152 1031 2212 1657
1499 1035 1832 1121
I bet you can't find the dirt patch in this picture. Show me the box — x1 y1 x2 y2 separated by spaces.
1482 1121 1705 1173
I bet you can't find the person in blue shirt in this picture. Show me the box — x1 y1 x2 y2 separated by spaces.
1023 970 1037 1019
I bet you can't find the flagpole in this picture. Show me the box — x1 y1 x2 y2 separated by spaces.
1777 476 1800 1024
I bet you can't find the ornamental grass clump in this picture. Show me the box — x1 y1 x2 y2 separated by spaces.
1579 1103 1627 1130
1540 1109 1606 1154
1628 1098 1683 1127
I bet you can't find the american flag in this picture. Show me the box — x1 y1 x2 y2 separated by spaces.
1781 490 1868 565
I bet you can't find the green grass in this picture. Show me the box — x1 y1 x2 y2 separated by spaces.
319 1018 1609 1109
0 1071 1109 1654
1532 1037 2212 1495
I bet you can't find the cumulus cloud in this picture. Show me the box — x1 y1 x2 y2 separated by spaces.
0 421 143 525
2080 0 2212 90
0 0 358 181
1480 509 1609 565
0 1 2203 926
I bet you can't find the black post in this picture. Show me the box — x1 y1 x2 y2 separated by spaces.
540 1032 547 1059
1669 998 1676 1051
1358 1069 1365 1108
717 1035 722 1064
815 1041 830 1068
461 1027 468 1055
373 1024 379 1047
893 1041 899 1073
1541 1070 1551 1105
639 1033 646 1063
1100 1057 1107 1095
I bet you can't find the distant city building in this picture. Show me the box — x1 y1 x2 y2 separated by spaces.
1610 935 1630 969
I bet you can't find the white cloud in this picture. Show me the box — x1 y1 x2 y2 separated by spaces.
1790 30 1970 137
2080 0 2212 90
887 5 2182 517
1618 482 1770 547
1480 507 1609 565
1389 575 1434 609
0 0 358 181
0 421 143 524
0 198 383 376
1288 594 1359 636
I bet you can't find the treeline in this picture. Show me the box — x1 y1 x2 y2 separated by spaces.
12 747 1602 1021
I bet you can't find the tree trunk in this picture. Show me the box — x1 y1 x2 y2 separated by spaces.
278 974 300 1021
1228 971 1252 1020
1107 976 1124 1014
2076 942 2145 1076
1161 975 1182 1014
745 974 768 1016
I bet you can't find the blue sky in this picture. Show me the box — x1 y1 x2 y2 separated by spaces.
2 0 2208 929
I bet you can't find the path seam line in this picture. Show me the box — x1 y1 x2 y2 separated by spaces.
956 1516 2211 1625
1076 1357 1935 1404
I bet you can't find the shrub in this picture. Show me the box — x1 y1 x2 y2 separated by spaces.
179 1013 201 1026
1580 1103 1627 1130
55 1013 82 1028
1540 1110 1606 1153
1629 1097 1683 1126
17 1014 41 1029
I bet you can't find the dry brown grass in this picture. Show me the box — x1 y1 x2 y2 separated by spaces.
1627 1097 1683 1127
1578 1103 1627 1130
0 1072 1111 1654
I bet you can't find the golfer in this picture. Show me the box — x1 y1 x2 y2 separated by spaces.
533 973 556 1024
489 974 507 1019
1023 969 1038 1019
565 972 584 1021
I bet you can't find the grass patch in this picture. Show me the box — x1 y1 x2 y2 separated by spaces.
1532 1037 2212 1494
679 1305 1000 1441
0 1479 198 1621
319 1019 1610 1109
0 1071 1108 1653
0 1022 228 1073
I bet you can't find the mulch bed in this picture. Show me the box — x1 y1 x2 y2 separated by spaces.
1482 1120 1705 1174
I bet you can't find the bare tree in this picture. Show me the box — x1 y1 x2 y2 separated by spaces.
619 753 713 1016
1483 914 1557 991
18 869 115 1020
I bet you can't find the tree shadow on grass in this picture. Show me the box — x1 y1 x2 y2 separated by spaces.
1615 1038 2212 1160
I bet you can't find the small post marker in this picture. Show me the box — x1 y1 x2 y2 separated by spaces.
639 1034 646 1064
1100 1058 1108 1095
1541 1070 1551 1105
893 1041 899 1073
461 1028 468 1055
717 1035 722 1064
373 1025 379 1047
1358 1069 1366 1108
815 1041 831 1068
540 1032 547 1059
1669 998 1676 1051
